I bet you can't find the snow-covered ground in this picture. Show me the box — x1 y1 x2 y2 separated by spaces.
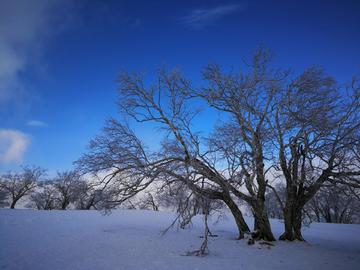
0 209 359 270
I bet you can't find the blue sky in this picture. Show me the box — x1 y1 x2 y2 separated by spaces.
0 0 359 176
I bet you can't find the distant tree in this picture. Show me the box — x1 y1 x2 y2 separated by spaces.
0 166 46 209
0 186 9 208
75 184 117 210
72 180 92 210
25 180 58 210
305 184 360 224
264 183 286 220
138 191 160 211
52 171 85 210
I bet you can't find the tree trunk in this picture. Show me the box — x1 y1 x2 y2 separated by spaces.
61 200 69 210
252 202 276 241
279 203 305 241
292 208 305 241
185 171 250 239
230 185 276 240
325 209 332 223
85 204 93 210
252 142 275 241
222 195 250 239
314 208 321 222
279 199 295 241
10 199 19 209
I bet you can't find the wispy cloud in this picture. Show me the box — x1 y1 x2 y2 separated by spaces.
0 129 31 164
0 0 77 111
26 120 47 127
181 4 244 29
126 17 144 28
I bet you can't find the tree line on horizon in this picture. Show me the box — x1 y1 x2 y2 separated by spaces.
1 165 359 226
1 43 360 255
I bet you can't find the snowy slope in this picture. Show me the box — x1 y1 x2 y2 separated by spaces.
0 209 359 270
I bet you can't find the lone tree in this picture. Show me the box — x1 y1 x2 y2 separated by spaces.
0 165 46 209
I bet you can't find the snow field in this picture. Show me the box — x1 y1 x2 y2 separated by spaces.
0 209 359 270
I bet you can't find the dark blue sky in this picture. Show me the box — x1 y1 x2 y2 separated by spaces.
0 0 359 175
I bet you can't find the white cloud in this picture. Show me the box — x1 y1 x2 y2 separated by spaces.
0 0 77 110
0 129 31 164
181 4 244 29
26 120 47 127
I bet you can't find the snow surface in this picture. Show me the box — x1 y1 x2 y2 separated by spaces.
0 209 359 270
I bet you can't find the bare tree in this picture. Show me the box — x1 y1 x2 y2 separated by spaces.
137 191 160 211
0 186 9 208
305 184 360 224
51 171 85 210
75 44 360 246
75 181 117 211
198 44 360 241
193 44 291 241
75 64 251 240
264 183 286 220
25 180 57 210
0 166 46 209
268 68 360 241
75 117 161 210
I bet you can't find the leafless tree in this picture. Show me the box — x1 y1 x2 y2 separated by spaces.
193 44 292 241
0 166 46 209
75 117 163 210
0 186 9 208
51 171 86 210
75 64 251 241
199 44 360 241
25 180 58 210
75 44 360 246
267 67 360 241
75 183 117 211
305 184 360 224
263 183 286 220
137 191 160 211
